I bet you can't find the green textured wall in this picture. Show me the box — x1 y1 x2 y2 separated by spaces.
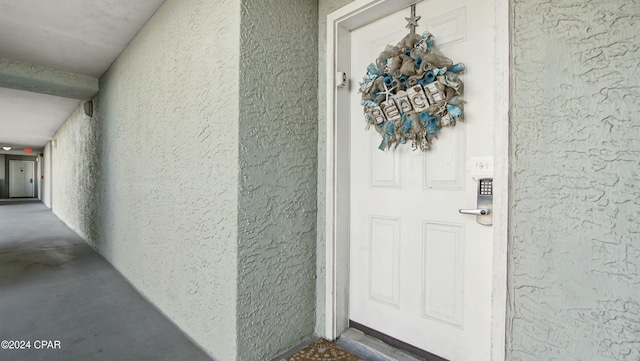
509 0 640 359
237 0 319 359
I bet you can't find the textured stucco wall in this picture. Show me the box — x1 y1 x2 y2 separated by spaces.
43 142 52 208
51 105 100 241
237 0 319 359
0 154 4 198
97 0 241 358
48 0 321 359
51 0 241 359
36 154 42 201
509 1 640 360
316 0 355 337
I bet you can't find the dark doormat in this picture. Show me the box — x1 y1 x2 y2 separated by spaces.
283 339 364 361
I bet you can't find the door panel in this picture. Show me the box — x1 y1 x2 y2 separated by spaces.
348 0 495 360
369 216 401 307
9 160 35 198
422 221 464 327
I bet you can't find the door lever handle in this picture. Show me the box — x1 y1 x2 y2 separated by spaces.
459 208 490 216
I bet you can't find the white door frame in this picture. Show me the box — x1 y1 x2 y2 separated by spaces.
324 0 510 360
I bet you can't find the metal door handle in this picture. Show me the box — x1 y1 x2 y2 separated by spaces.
459 208 490 216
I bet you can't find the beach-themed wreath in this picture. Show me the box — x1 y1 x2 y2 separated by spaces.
359 31 465 151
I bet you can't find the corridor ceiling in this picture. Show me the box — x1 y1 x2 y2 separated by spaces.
0 0 166 150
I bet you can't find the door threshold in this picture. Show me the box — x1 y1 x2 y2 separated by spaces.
338 323 449 361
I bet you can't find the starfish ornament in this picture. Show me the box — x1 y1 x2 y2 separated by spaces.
380 82 397 103
405 5 421 34
405 14 421 32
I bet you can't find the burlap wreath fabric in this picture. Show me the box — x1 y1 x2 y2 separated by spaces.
359 32 465 151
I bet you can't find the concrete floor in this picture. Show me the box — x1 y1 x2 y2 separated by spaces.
0 200 213 361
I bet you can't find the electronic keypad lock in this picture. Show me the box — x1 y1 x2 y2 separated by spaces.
459 178 493 226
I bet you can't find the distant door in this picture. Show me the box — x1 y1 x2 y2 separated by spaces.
9 160 35 198
349 0 495 360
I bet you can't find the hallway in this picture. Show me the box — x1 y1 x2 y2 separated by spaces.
0 201 212 361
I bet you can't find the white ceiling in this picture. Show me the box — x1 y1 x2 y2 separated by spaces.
0 87 80 148
0 0 166 150
0 0 166 77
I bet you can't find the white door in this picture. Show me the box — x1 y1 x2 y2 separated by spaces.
9 160 35 198
349 1 495 360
